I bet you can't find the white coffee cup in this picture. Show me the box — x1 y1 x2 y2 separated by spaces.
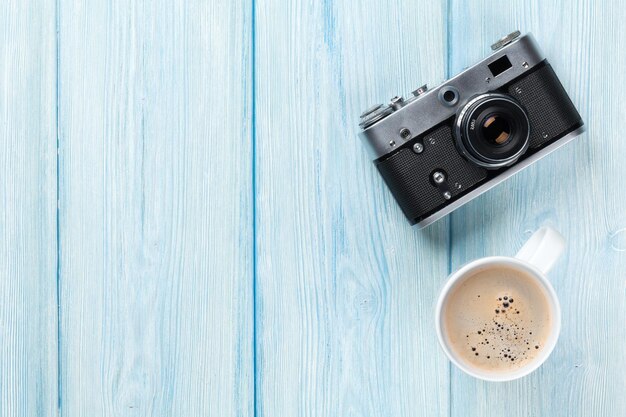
435 227 565 382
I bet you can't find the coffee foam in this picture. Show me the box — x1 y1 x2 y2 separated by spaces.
443 265 553 373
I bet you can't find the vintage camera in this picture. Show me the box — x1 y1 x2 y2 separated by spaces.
358 31 584 228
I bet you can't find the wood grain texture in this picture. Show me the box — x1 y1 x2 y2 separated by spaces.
255 1 450 416
57 1 253 416
448 0 626 415
0 1 58 416
3 1 625 415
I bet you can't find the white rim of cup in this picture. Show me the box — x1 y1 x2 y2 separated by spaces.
435 256 561 382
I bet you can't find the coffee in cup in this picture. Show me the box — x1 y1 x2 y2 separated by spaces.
443 265 553 372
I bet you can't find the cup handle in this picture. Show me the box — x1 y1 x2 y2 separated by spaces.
515 227 566 275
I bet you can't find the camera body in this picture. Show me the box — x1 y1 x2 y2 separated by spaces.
358 32 584 228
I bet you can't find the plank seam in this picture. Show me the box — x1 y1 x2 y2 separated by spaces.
251 0 259 415
445 1 453 415
54 0 62 412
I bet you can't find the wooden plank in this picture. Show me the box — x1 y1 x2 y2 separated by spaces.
255 1 449 415
57 1 253 415
448 1 626 416
0 1 58 416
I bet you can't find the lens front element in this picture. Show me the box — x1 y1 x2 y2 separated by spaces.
482 115 511 145
455 94 530 169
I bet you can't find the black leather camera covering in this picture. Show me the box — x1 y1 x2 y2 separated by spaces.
376 125 487 224
507 63 582 149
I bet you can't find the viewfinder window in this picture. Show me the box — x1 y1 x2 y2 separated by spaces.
488 55 513 77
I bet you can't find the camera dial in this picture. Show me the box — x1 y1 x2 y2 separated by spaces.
359 104 393 129
455 93 530 169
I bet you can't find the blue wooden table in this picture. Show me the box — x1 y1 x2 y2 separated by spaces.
2 0 625 416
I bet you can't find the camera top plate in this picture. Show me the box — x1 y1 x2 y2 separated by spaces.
358 33 544 160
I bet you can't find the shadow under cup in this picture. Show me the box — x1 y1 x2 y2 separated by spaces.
435 257 561 382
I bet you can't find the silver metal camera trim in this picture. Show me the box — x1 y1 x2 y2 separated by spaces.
454 93 531 169
415 125 586 229
358 34 544 160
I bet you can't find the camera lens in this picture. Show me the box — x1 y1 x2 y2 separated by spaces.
455 94 530 169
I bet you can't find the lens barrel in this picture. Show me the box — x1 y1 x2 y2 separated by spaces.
455 94 530 169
